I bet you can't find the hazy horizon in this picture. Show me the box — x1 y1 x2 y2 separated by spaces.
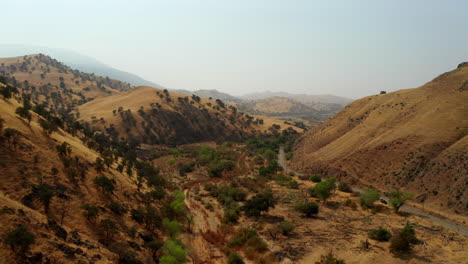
2 0 467 98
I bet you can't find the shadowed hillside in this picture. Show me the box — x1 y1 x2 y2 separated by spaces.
290 63 468 216
78 86 301 145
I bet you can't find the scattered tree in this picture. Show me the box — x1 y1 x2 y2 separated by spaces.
390 224 417 253
388 189 413 213
312 178 336 203
241 189 275 217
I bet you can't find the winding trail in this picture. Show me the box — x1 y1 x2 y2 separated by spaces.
278 147 468 236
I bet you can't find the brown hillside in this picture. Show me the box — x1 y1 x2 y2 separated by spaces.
289 63 468 216
0 54 131 106
78 86 301 145
0 90 161 263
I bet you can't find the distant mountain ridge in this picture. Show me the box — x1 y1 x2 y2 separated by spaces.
0 44 165 89
240 91 353 106
174 89 241 102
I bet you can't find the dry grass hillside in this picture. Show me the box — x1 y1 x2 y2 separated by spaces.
289 63 468 217
0 90 168 263
78 86 301 145
0 54 131 107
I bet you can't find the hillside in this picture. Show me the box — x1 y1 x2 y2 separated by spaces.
78 86 300 145
0 54 132 107
0 83 170 263
289 63 468 216
0 45 164 89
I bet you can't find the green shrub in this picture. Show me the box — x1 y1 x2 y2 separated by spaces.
109 202 126 215
163 218 180 237
160 239 186 264
241 189 275 217
388 189 413 213
360 189 380 208
229 228 268 252
278 221 295 235
167 158 176 165
82 204 99 221
315 252 346 264
313 178 336 202
93 176 116 193
147 187 166 200
390 224 417 253
310 174 321 182
368 227 392 241
294 201 319 217
4 225 35 255
228 252 245 264
222 206 240 223
338 182 351 192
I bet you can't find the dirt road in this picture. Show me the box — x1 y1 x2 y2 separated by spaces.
278 147 468 236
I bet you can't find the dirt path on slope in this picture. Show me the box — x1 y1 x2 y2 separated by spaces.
183 177 225 263
278 147 468 236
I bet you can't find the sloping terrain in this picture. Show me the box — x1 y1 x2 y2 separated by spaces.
0 54 131 107
289 63 468 216
0 87 163 263
0 45 164 88
78 86 300 145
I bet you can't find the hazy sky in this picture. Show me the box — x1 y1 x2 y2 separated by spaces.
2 0 467 98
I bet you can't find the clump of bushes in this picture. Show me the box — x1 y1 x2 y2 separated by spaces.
309 178 336 203
4 225 36 255
359 188 380 208
228 252 245 264
93 176 116 193
294 201 319 217
368 227 392 241
315 252 345 264
309 174 321 182
241 189 275 217
338 182 352 192
229 228 268 252
272 174 299 189
278 221 295 236
390 224 418 253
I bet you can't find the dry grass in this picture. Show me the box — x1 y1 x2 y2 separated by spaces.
290 65 468 217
